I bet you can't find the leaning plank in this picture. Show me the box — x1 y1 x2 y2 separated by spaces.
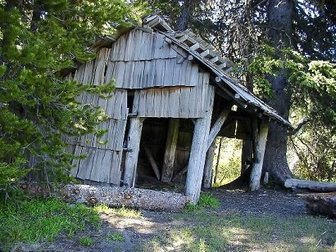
142 144 161 180
62 184 190 212
303 193 336 218
285 179 336 192
206 106 231 150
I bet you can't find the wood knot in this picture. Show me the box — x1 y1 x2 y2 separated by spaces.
72 188 80 195
124 193 132 200
88 197 98 206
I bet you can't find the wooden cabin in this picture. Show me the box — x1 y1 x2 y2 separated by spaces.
67 15 292 203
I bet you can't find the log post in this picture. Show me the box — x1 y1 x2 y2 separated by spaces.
123 117 144 187
203 140 216 188
185 101 214 203
241 139 253 174
249 119 269 191
161 119 180 182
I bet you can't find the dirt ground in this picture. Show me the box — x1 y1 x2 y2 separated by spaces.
12 188 327 251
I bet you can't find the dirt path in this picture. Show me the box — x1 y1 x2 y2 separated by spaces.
14 189 316 251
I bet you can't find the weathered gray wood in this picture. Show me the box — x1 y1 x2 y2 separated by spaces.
142 144 161 181
285 179 336 192
162 119 180 182
203 140 216 188
249 119 269 191
123 117 144 187
185 85 214 203
207 106 231 150
63 184 190 212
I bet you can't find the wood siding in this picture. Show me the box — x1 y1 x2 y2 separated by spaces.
133 72 212 118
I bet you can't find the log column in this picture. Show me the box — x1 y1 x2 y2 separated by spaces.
123 117 144 187
250 119 269 191
185 100 214 203
161 119 180 183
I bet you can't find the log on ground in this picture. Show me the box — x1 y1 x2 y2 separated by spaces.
303 193 336 218
61 184 190 212
284 179 336 192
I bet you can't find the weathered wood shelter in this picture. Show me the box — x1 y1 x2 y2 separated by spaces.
67 15 292 203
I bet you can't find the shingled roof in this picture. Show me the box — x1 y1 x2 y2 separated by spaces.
93 14 292 129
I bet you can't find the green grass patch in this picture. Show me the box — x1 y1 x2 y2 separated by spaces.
184 193 220 212
143 211 336 251
0 198 101 248
107 231 125 242
79 236 94 246
94 204 141 218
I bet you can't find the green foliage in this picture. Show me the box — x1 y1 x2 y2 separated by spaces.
79 236 94 247
198 193 220 208
0 1 147 199
249 45 336 181
107 231 125 242
0 198 101 248
184 193 219 212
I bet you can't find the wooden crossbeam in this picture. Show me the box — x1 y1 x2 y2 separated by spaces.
190 43 200 50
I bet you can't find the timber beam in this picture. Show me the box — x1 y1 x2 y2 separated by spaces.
249 119 269 191
207 106 231 150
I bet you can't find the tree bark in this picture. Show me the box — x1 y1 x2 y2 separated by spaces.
176 0 196 30
263 0 294 184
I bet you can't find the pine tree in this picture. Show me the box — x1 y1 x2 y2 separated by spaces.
0 0 146 198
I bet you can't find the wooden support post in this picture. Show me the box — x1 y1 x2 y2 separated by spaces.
185 92 214 203
249 119 269 191
123 117 144 187
241 139 253 174
143 144 161 181
162 119 180 182
203 140 216 188
207 106 231 150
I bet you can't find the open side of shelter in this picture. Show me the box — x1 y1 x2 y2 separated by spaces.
66 15 292 203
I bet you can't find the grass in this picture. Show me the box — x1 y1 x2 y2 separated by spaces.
107 231 125 242
184 193 220 212
142 210 336 251
94 204 141 218
0 198 101 249
79 236 94 246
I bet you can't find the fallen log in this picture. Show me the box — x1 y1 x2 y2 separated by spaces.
303 193 336 218
284 179 336 192
61 184 190 212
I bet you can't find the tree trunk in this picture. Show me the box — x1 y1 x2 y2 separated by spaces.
176 0 196 30
263 0 294 184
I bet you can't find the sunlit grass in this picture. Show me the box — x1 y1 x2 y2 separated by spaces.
142 211 336 251
94 204 141 218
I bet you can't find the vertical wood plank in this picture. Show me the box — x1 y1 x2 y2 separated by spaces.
250 119 269 191
123 117 144 187
161 119 180 182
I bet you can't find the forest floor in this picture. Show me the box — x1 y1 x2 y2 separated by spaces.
8 188 336 251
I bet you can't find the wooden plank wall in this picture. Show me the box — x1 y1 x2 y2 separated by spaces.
133 72 212 118
104 29 198 89
67 48 127 185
